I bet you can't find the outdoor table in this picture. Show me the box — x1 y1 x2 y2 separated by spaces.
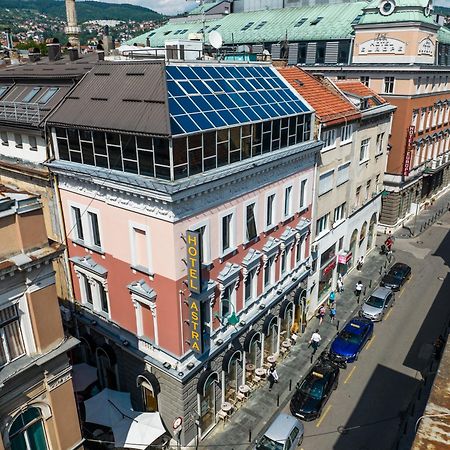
221 402 233 414
255 367 266 377
239 385 251 395
267 355 277 364
245 363 255 373
282 340 292 348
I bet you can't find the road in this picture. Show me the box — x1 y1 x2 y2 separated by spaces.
283 214 450 450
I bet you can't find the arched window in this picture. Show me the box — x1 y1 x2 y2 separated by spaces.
222 349 242 402
279 301 294 339
367 213 377 249
137 373 160 412
263 314 278 361
349 229 358 268
96 345 118 390
9 407 48 450
359 222 368 246
197 371 218 436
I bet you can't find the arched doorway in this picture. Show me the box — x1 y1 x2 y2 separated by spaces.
367 213 377 249
263 314 278 361
359 221 368 253
137 372 160 412
279 301 294 340
222 349 241 403
348 229 358 268
243 330 261 384
9 407 48 450
96 345 118 390
197 370 219 437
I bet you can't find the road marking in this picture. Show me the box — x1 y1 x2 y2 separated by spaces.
344 366 357 384
366 334 376 350
385 308 393 320
316 404 332 428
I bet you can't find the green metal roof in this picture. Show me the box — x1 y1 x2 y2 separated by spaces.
128 2 367 47
438 26 450 45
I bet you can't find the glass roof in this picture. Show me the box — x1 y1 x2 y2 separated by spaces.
166 65 309 136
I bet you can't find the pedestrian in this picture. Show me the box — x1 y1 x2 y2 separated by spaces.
356 256 364 271
266 364 279 391
337 275 344 293
330 304 336 322
329 290 336 305
355 280 363 299
317 305 326 325
309 329 322 354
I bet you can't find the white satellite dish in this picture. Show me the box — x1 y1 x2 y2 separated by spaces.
209 31 223 49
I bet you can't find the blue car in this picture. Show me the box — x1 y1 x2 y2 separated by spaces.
329 317 373 363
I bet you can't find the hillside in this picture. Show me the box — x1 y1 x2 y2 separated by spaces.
0 0 165 22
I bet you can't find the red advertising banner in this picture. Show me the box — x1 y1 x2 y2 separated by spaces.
403 126 415 177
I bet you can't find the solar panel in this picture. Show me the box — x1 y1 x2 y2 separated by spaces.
166 65 308 135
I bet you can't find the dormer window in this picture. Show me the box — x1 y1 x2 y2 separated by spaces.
379 0 396 16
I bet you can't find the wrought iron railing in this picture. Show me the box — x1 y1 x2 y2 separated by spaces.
0 101 41 124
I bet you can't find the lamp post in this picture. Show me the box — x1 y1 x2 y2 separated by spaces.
214 299 239 327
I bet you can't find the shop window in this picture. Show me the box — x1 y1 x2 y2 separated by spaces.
367 213 377 249
264 321 277 360
198 373 217 436
348 229 358 268
224 353 240 402
9 407 48 450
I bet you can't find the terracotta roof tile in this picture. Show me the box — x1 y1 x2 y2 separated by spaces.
335 80 387 108
277 67 360 126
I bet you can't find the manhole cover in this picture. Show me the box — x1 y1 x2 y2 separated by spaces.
438 276 445 280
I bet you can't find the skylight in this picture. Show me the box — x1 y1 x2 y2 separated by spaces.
294 18 307 27
22 87 41 103
241 22 255 31
255 21 267 30
310 17 323 25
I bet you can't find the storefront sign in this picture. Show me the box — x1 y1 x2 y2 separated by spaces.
322 259 336 276
186 230 202 294
403 126 415 177
189 297 203 354
337 252 352 264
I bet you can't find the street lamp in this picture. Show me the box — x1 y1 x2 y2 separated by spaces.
214 299 239 327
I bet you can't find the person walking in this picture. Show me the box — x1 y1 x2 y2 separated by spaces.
330 304 336 322
309 329 322 354
329 290 336 305
355 281 363 300
267 364 279 391
318 305 326 325
337 275 344 293
356 256 364 271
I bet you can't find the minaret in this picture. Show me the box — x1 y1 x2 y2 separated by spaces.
65 0 81 49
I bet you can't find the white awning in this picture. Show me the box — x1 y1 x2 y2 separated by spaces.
72 363 98 393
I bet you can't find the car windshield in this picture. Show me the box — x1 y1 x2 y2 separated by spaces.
339 330 361 344
256 436 284 450
366 295 384 308
300 376 325 400
390 271 404 279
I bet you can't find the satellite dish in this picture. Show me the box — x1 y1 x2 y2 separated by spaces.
209 31 223 49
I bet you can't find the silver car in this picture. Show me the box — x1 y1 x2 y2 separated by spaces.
255 413 304 450
360 286 394 321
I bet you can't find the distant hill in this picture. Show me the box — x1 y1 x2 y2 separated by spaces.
0 0 165 22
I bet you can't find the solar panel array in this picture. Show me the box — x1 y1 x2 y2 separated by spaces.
166 65 309 136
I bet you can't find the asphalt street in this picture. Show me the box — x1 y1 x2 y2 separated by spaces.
285 214 450 450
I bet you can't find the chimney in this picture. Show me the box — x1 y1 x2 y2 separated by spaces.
28 47 41 63
47 38 61 62
68 47 79 61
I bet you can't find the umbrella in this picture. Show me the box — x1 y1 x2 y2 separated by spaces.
72 363 98 393
112 411 166 450
84 388 133 428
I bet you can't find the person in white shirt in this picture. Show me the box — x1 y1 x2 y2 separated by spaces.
355 281 363 299
309 329 322 354
267 364 279 391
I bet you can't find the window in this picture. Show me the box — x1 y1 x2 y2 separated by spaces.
419 108 426 131
9 407 48 450
417 76 421 93
356 185 361 206
88 212 101 247
1 131 7 146
299 179 307 209
336 162 350 185
366 180 372 200
81 275 94 306
280 247 290 275
244 269 256 306
333 203 346 222
376 133 384 155
316 42 326 64
139 378 158 412
130 225 151 272
337 75 346 80
340 124 353 142
266 194 276 228
245 203 257 241
359 138 370 162
99 284 109 313
384 77 394 94
0 304 26 367
78 272 109 315
14 133 22 149
264 256 275 288
221 285 234 320
284 186 292 218
316 214 329 234
221 213 234 254
22 87 41 103
322 128 336 148
310 16 323 25
71 206 84 241
318 170 334 196
28 135 37 151
360 76 370 87
296 237 306 263
37 87 59 104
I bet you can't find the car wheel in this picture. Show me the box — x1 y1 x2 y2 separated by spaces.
354 353 358 361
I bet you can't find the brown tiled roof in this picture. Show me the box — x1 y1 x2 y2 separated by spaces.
335 80 387 108
277 66 360 126
47 60 170 137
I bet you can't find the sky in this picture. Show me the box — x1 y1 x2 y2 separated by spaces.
87 0 197 15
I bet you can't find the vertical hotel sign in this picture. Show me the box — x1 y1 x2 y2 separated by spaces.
186 230 203 354
403 126 415 177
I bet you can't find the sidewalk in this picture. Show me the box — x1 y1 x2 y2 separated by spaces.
200 249 393 450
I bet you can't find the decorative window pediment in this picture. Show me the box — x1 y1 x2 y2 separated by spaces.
296 219 311 236
242 248 261 271
262 237 280 258
279 227 296 247
127 279 156 303
217 263 241 287
70 256 107 277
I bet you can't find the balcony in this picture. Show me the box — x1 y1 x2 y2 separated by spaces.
0 101 41 124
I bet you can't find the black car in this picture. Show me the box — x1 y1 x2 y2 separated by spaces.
381 262 411 291
290 358 339 421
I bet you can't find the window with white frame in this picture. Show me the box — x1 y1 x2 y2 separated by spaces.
411 110 418 128
322 128 336 149
28 135 37 151
130 224 151 273
14 133 23 149
340 124 353 143
439 105 444 125
221 212 234 254
78 272 109 315
445 105 450 123
360 76 370 87
244 269 257 306
299 179 307 210
263 256 275 289
384 76 394 94
265 194 276 229
220 284 235 320
356 185 361 206
88 211 102 247
70 204 102 250
426 107 433 129
295 236 306 263
366 179 372 200
416 77 421 93
132 293 158 346
318 170 334 196
283 186 293 218
280 246 290 276
71 206 84 241
336 162 350 186
333 202 346 222
316 213 329 234
419 108 426 131
359 138 370 162
376 133 384 155
245 203 257 241
432 107 438 127
0 304 26 367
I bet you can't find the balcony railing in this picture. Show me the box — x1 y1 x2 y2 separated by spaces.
0 101 41 124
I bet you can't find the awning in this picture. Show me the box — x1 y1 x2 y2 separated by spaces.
262 314 278 336
112 411 166 450
222 348 242 372
72 363 98 393
322 259 336 276
279 300 294 319
337 252 352 264
197 370 218 395
243 330 261 352
136 371 160 396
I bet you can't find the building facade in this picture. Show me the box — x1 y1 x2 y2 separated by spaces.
47 60 321 446
0 186 82 450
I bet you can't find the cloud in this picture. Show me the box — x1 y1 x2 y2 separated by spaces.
84 0 197 15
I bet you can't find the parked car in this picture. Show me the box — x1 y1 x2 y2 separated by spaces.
290 357 339 421
360 286 394 321
381 262 411 291
255 413 304 450
329 317 374 363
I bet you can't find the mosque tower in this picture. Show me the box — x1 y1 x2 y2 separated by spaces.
65 0 81 49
